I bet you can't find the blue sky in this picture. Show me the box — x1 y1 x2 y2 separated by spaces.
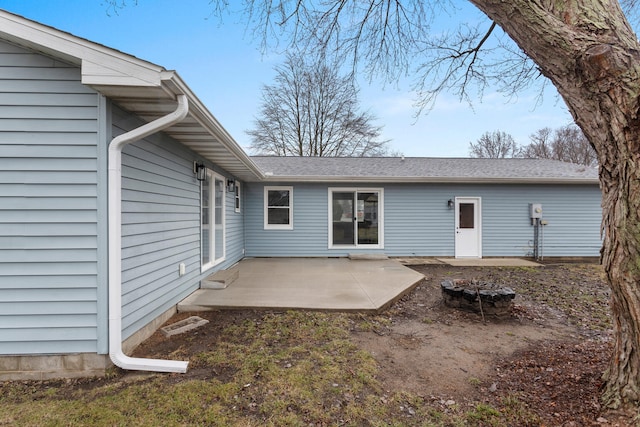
0 0 574 157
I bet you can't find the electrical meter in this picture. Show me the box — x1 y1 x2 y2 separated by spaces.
529 203 543 219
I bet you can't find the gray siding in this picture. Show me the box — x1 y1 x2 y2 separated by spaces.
0 41 102 355
245 182 602 258
116 107 244 340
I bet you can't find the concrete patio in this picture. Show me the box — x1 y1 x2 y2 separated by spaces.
178 257 425 313
177 257 541 313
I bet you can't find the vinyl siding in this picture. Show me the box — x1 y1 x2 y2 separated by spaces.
0 41 101 355
226 183 245 264
384 184 454 257
245 183 329 257
116 107 245 340
245 182 602 258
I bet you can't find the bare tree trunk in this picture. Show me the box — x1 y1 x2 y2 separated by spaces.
472 0 640 412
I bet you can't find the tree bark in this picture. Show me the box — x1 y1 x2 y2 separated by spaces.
471 0 640 412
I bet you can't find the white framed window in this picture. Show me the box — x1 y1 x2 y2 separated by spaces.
328 187 384 249
235 181 241 213
201 170 226 271
264 186 293 230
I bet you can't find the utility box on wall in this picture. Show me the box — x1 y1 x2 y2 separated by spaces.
529 203 543 219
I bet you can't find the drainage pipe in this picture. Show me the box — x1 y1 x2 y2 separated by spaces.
108 94 189 373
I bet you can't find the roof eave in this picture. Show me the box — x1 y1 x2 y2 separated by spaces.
257 175 600 185
0 10 164 86
164 74 265 181
0 10 264 183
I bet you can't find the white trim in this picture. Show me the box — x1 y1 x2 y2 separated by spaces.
328 187 384 249
264 186 294 230
201 170 226 272
454 197 482 258
235 181 241 213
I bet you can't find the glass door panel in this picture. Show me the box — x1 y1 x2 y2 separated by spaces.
202 172 226 271
459 203 475 228
201 174 211 266
332 192 354 245
214 177 225 263
357 192 378 245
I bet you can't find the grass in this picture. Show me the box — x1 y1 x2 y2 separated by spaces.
0 310 541 427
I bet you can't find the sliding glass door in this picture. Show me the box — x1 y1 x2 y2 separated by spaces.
330 188 383 248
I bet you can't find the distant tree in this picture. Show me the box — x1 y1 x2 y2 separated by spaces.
468 130 519 158
553 125 597 167
522 125 597 166
247 53 389 157
522 127 554 159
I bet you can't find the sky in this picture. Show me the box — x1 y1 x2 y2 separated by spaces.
0 0 576 157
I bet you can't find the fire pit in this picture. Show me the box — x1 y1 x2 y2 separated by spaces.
440 279 516 316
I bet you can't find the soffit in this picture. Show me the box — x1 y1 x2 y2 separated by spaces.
102 79 263 182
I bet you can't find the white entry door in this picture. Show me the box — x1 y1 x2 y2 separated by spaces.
455 197 482 258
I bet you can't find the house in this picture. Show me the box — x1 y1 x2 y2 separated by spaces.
245 156 600 259
0 10 602 379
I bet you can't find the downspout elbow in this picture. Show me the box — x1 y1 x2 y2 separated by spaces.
108 94 189 373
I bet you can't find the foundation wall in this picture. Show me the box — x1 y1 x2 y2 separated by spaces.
0 353 110 381
0 306 178 381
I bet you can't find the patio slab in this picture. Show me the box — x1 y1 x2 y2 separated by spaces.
178 258 425 313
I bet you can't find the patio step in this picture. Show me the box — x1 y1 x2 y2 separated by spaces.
348 253 388 260
201 268 239 289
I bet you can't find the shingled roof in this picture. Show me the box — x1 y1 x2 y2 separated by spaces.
250 156 599 184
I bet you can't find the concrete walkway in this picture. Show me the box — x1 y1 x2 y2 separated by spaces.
394 257 541 267
435 258 542 267
178 258 425 313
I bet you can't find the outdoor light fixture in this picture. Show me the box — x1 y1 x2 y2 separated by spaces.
227 179 236 193
447 199 454 209
194 162 207 181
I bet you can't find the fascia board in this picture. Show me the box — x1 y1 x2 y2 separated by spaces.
257 175 600 185
0 11 163 87
82 60 162 88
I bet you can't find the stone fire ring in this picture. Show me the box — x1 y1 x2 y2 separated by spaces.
440 279 516 316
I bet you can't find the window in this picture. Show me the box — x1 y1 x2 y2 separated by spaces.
459 203 475 229
264 186 293 230
235 182 241 213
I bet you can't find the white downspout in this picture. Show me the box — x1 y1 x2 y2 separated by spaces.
108 94 189 373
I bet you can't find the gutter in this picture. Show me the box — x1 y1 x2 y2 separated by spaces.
108 94 189 373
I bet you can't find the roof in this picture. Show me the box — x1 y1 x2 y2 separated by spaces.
250 156 599 184
0 9 263 182
0 10 601 186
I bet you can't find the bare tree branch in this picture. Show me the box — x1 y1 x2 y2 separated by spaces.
247 52 390 157
468 130 519 158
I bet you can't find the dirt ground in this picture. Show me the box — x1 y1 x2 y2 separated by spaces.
128 262 632 426
352 263 619 426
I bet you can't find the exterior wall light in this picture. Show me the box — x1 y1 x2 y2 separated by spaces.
227 179 236 193
194 162 207 181
447 199 454 209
